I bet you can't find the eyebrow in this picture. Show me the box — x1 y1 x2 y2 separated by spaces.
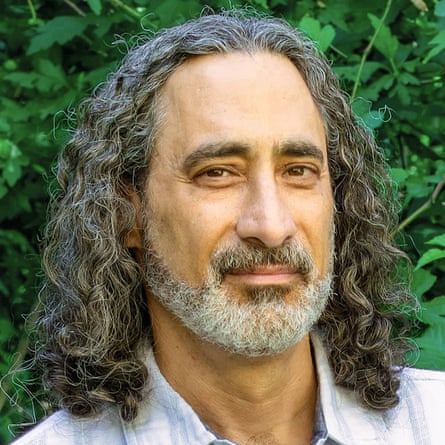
275 140 325 165
183 138 325 172
183 142 250 172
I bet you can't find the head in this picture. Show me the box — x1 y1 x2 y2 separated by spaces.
38 11 411 422
133 50 335 358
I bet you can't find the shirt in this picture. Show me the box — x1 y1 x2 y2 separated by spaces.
11 332 445 444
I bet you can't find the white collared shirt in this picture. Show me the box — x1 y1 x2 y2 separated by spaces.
11 332 445 444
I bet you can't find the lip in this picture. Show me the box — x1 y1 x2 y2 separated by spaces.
225 266 298 286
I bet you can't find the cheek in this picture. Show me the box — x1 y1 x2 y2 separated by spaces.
315 208 335 274
149 197 236 283
294 192 334 270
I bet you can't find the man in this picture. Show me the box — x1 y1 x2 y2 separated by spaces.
13 11 445 445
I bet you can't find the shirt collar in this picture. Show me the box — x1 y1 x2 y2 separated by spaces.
124 347 226 445
311 331 390 444
124 333 389 445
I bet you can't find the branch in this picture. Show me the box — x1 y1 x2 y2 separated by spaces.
107 0 142 20
393 177 445 236
351 0 392 101
63 0 86 16
27 0 37 20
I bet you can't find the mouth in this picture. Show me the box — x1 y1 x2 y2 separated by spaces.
224 266 300 286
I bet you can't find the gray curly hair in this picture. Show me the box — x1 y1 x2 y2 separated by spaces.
37 10 412 422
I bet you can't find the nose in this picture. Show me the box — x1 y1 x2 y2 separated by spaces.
236 177 297 248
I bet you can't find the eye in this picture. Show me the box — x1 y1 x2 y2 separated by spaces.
202 168 230 177
193 165 244 188
287 166 309 176
283 164 319 185
286 164 317 176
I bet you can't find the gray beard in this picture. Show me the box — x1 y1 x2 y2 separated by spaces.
143 242 332 357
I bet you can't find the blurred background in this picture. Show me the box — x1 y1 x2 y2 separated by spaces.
1 0 444 443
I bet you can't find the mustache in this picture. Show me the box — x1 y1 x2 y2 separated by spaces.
209 242 315 281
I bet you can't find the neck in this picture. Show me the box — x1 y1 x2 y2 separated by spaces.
149 297 318 445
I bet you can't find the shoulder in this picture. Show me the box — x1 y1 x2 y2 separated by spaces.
385 366 445 444
399 368 445 416
397 366 445 414
10 407 125 445
399 366 445 397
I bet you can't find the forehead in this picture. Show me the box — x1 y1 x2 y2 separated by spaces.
155 51 326 159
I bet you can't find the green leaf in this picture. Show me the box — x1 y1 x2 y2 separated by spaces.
86 0 102 15
352 99 392 130
0 139 14 159
0 279 9 296
358 73 395 101
35 59 69 92
426 234 445 247
390 168 408 186
27 16 89 55
334 62 383 84
418 296 445 325
3 160 22 187
0 180 7 199
415 248 445 270
398 72 420 86
435 0 445 17
395 84 411 106
0 140 28 187
0 318 15 342
405 176 434 200
413 324 445 370
423 30 445 63
411 268 437 299
252 0 270 10
3 72 40 89
298 17 335 52
368 13 399 61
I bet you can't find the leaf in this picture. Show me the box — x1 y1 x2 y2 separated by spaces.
0 140 28 187
435 0 445 17
423 30 445 63
352 99 392 130
0 279 9 296
368 13 399 61
86 0 102 15
252 0 270 10
411 268 437 299
27 16 89 55
390 168 408 186
0 139 15 159
413 324 445 370
405 176 434 200
3 72 40 89
415 248 445 270
3 160 22 187
334 62 383 83
398 72 420 86
358 73 395 101
0 318 15 342
0 180 7 199
395 84 411 106
35 59 69 92
298 16 335 52
418 296 445 325
426 234 445 248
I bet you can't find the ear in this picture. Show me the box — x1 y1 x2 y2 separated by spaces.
126 188 143 248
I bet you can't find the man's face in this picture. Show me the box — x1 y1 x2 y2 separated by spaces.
141 52 334 355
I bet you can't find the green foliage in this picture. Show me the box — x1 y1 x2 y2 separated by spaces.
1 0 444 442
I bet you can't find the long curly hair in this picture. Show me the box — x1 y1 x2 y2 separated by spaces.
36 11 413 422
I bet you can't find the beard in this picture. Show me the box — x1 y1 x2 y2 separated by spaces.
142 240 333 357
